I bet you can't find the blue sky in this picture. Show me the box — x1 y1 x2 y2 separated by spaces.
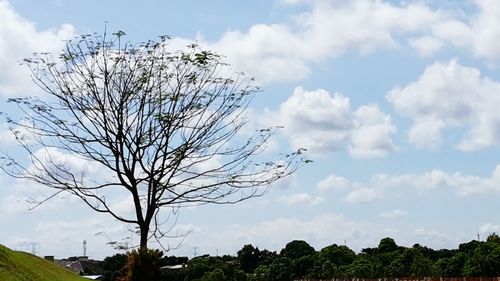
1 0 500 259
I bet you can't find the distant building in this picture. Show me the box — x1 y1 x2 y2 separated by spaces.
161 264 186 270
43 255 54 262
82 275 103 280
56 256 104 277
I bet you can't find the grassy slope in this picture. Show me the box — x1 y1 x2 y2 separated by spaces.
0 244 87 281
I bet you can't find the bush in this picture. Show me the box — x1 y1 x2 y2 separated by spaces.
119 248 163 281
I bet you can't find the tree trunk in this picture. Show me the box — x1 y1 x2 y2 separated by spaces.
139 224 149 250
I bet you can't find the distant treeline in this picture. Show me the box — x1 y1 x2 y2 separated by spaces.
99 234 500 281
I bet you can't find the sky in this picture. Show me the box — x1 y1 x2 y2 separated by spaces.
1 0 500 260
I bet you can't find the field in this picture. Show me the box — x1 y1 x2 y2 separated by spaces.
0 244 87 281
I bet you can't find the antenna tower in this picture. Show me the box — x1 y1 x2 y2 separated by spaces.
28 242 39 255
83 240 87 257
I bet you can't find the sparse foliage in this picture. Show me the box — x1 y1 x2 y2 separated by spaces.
1 31 306 249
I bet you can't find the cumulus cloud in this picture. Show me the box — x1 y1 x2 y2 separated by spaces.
182 0 447 83
176 212 465 257
427 0 500 62
345 187 381 204
29 147 106 180
0 176 84 216
413 228 454 248
387 60 500 151
316 174 350 192
322 165 500 198
479 222 500 235
316 174 383 204
0 0 74 96
4 217 134 258
379 209 408 219
277 192 325 206
380 167 500 197
180 213 375 255
171 0 500 83
4 0 499 92
350 105 397 158
271 87 395 158
408 36 444 57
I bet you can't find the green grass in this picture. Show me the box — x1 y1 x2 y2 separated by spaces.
0 244 87 281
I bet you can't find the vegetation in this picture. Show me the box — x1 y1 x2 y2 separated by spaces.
2 235 500 280
154 234 500 281
118 248 163 281
0 244 86 281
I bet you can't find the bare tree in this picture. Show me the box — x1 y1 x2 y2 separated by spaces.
1 31 306 249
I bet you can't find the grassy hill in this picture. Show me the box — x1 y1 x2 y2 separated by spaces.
0 244 87 281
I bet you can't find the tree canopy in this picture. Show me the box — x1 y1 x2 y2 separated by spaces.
1 31 306 249
160 234 500 280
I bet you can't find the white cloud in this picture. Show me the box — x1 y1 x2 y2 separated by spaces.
0 0 74 96
212 24 310 83
372 165 500 197
404 1 500 61
0 177 83 216
191 1 500 83
277 192 324 206
0 193 33 215
408 36 444 57
464 0 500 61
30 147 105 179
479 222 500 235
180 213 375 255
2 215 128 258
109 195 136 218
317 165 500 203
2 0 495 91
345 187 381 204
316 174 350 192
350 105 397 158
413 228 454 248
189 0 448 83
271 87 395 158
387 60 500 151
379 209 408 219
371 169 451 191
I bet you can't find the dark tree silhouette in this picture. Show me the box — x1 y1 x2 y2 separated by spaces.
1 31 306 249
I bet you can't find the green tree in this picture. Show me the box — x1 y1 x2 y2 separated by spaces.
378 237 399 253
238 244 260 273
280 240 315 260
346 256 376 278
257 249 278 267
292 254 315 279
320 260 336 278
386 254 407 277
101 253 128 281
201 268 227 281
410 252 435 277
268 257 293 281
252 265 271 281
319 244 356 266
435 253 466 277
463 237 500 276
